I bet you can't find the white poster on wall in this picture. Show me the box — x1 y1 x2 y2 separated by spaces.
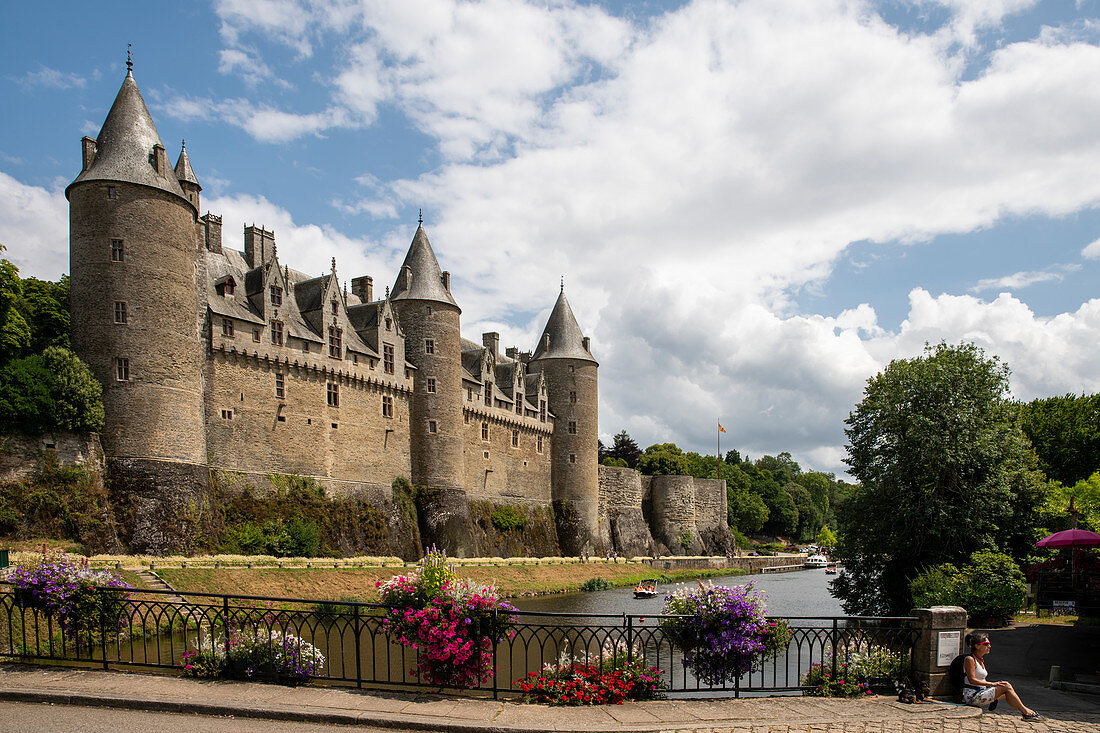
937 631 961 666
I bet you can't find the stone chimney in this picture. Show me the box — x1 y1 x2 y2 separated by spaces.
506 347 519 360
201 213 223 254
442 270 451 291
582 336 591 353
244 225 275 268
81 137 96 171
483 332 500 357
152 143 168 175
352 275 374 303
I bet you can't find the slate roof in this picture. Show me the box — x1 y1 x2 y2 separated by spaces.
174 144 200 188
530 289 598 364
389 225 459 308
67 71 189 203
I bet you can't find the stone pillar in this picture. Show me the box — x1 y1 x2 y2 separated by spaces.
910 606 967 698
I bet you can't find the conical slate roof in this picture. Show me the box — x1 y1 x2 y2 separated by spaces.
67 70 188 201
389 225 459 309
530 289 597 364
174 142 200 189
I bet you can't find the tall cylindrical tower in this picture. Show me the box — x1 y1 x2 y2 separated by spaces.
66 68 205 464
529 287 600 555
390 222 474 554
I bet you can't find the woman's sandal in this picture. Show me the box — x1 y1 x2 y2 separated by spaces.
1022 711 1043 720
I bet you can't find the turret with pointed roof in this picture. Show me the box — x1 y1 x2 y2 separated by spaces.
389 219 475 554
529 285 601 554
67 63 206 467
174 140 201 211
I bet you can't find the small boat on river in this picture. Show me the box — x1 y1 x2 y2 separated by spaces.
633 579 659 598
824 564 838 575
804 554 829 569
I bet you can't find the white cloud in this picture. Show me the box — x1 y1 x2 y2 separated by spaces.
218 48 292 89
969 264 1081 292
0 172 68 280
157 93 354 143
16 66 86 90
1084 237 1100 259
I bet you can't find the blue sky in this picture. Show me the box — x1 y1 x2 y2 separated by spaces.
3 0 1100 474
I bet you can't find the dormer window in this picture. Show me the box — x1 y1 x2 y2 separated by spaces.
269 285 282 306
216 276 236 297
225 280 235 296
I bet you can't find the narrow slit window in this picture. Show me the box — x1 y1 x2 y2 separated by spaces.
275 372 285 399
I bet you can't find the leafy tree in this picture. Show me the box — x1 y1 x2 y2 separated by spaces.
909 550 1027 627
17 275 70 355
738 463 797 536
638 442 691 476
727 484 768 534
1018 393 1100 487
815 526 838 547
724 449 742 465
601 457 628 467
0 248 30 361
834 342 1045 615
0 347 103 434
786 482 821 540
607 430 642 468
598 438 608 462
755 452 801 485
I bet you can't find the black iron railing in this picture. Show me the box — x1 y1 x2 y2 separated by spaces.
0 584 917 697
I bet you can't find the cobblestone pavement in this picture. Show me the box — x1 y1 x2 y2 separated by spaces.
666 711 1100 733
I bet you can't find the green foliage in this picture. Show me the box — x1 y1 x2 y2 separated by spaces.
580 577 613 592
607 430 642 468
678 530 692 551
730 527 752 549
638 443 690 476
0 459 110 545
910 550 1027 627
1018 393 1100 487
727 484 768 534
835 342 1046 615
0 347 103 434
490 505 528 532
815 526 838 548
0 256 70 365
601 457 628 467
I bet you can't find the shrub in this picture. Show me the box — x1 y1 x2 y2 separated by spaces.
490 505 528 532
182 626 325 685
580 577 613 592
678 531 692 551
802 662 872 697
515 639 663 705
731 528 752 549
909 550 1026 626
660 582 776 684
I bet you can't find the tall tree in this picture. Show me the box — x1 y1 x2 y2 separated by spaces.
1018 393 1100 487
607 429 642 468
834 342 1045 615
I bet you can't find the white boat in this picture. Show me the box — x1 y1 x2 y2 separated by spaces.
804 554 829 569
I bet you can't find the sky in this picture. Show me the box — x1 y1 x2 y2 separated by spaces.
2 0 1100 476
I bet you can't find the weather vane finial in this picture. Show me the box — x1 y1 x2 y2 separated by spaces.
181 138 186 151
418 208 423 226
560 276 564 292
126 44 133 73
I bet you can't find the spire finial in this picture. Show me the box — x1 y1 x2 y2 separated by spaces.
181 138 186 151
560 276 564 292
331 256 336 274
418 209 423 226
272 239 277 259
126 44 133 73
385 285 390 299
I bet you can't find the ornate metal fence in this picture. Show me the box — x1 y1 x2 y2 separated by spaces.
0 584 918 697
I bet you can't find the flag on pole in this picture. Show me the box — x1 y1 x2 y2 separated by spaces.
718 422 726 433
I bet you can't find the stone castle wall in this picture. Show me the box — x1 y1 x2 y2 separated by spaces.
0 431 105 484
461 407 552 505
204 350 411 489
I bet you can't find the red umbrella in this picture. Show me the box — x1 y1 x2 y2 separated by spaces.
1035 529 1100 548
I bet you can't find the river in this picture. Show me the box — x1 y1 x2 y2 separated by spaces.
511 566 844 617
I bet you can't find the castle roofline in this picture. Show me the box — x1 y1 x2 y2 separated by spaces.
66 70 193 211
174 142 200 189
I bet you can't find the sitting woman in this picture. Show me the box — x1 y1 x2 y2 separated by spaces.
962 632 1042 720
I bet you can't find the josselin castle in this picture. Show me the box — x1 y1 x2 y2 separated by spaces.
62 65 732 558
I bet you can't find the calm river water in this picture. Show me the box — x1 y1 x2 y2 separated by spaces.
511 567 844 617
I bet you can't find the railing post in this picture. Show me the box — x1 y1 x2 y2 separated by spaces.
223 596 231 662
830 618 838 681
491 607 498 700
354 604 362 689
910 606 967 698
626 615 634 664
99 587 109 670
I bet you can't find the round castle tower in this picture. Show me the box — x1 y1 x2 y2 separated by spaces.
389 222 474 554
66 66 206 464
528 286 600 555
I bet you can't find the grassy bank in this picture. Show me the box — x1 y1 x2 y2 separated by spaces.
158 563 746 601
